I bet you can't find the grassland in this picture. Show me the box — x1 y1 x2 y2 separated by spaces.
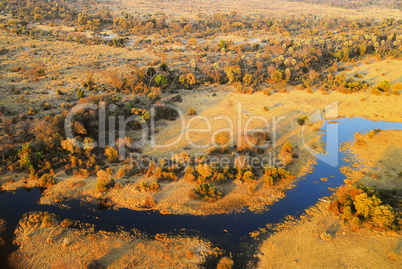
256 130 402 268
9 211 216 269
0 0 401 268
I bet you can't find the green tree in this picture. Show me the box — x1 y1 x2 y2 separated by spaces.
155 74 167 86
270 70 283 82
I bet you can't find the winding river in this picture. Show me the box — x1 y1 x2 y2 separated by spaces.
0 117 401 268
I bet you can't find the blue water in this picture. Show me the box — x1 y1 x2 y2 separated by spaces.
0 118 401 268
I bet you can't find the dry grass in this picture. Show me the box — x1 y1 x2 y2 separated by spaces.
346 59 402 85
257 201 402 269
349 130 402 190
108 0 402 20
9 212 216 269
257 129 402 268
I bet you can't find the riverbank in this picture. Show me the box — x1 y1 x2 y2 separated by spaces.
9 211 218 269
256 129 402 268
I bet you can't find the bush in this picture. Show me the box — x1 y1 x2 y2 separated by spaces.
183 165 196 182
77 88 85 99
263 166 292 186
377 80 391 92
105 146 119 162
215 132 230 146
95 170 114 192
297 115 309 126
217 256 234 269
150 181 160 192
192 183 224 202
188 108 197 115
242 170 256 183
371 88 382 95
329 185 396 229
38 173 55 188
278 141 293 165
197 163 213 183
28 107 35 115
270 70 283 82
155 74 167 86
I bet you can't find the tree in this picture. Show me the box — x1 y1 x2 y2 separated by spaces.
217 256 234 269
377 80 391 92
188 108 197 115
96 170 114 192
242 171 256 182
184 166 196 182
105 146 118 162
77 89 84 99
225 66 241 84
372 205 395 228
197 163 212 183
243 73 253 85
155 74 167 86
215 132 230 146
354 193 381 219
270 70 283 82
278 141 293 165
38 173 55 188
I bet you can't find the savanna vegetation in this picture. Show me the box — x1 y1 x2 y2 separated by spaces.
0 0 400 268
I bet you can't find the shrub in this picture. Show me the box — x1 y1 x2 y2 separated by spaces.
217 256 234 269
377 80 391 92
371 88 382 95
243 73 253 85
77 88 84 99
150 181 160 192
105 146 119 162
160 63 169 72
38 173 55 188
263 166 292 186
329 185 396 229
270 70 283 82
95 170 114 192
192 183 224 202
116 167 126 178
278 141 293 165
215 132 230 146
197 163 213 183
28 107 35 115
138 181 150 191
43 102 50 110
237 132 268 152
225 65 241 84
18 143 33 172
242 170 256 183
183 165 196 182
155 74 167 86
188 108 197 115
297 115 309 125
